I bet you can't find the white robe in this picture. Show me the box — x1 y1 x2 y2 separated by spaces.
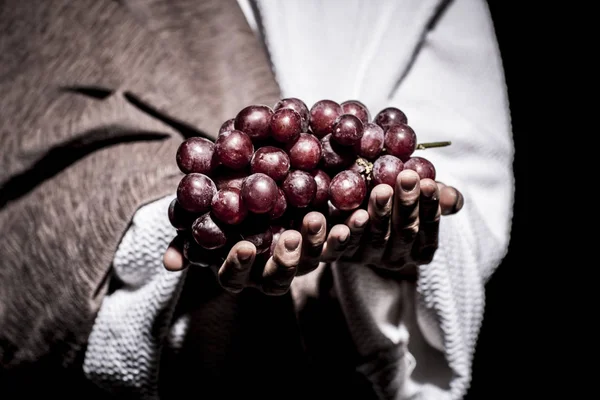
83 1 514 398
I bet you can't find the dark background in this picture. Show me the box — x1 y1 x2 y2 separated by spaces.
465 1 532 398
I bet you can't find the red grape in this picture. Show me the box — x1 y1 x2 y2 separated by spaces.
168 198 198 231
240 173 278 214
320 134 355 171
270 108 302 143
329 170 367 211
374 107 407 131
176 173 216 213
176 137 215 175
192 212 228 250
372 155 404 187
234 105 273 142
214 129 254 170
309 100 343 138
269 188 287 220
219 118 236 135
214 168 248 191
404 156 436 180
332 114 364 146
282 170 317 208
240 216 273 254
211 187 247 225
384 123 417 161
286 132 322 171
310 169 331 207
242 228 273 255
171 99 448 269
184 238 225 267
341 100 371 125
274 97 310 132
250 146 290 182
354 123 384 160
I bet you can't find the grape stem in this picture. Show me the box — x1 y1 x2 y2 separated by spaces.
355 157 374 183
415 141 452 150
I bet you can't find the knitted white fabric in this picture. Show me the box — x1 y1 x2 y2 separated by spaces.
83 195 187 399
84 0 514 399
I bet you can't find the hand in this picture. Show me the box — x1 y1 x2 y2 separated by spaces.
163 208 370 295
345 169 464 278
162 169 463 293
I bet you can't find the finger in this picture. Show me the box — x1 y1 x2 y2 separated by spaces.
419 179 441 222
321 224 351 262
217 241 256 293
386 170 421 265
414 179 440 264
163 235 187 271
340 208 369 258
261 230 302 295
297 212 327 276
365 184 394 261
440 185 464 216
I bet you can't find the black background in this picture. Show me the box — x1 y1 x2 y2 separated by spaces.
465 1 532 398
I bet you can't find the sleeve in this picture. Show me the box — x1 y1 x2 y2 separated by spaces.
82 195 186 400
330 0 514 398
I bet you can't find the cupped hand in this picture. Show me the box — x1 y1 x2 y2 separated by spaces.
347 169 464 278
163 208 370 295
163 169 463 293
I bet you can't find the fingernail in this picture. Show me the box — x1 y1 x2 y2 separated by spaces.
454 191 464 212
355 215 368 228
339 231 350 243
308 218 322 234
284 236 300 251
376 191 391 208
238 246 253 262
422 184 438 200
401 174 419 192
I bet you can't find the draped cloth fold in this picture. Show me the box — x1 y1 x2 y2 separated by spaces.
0 0 279 392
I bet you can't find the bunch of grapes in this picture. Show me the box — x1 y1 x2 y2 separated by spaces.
168 98 449 265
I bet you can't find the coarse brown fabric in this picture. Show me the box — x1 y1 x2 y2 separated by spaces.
0 0 280 393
